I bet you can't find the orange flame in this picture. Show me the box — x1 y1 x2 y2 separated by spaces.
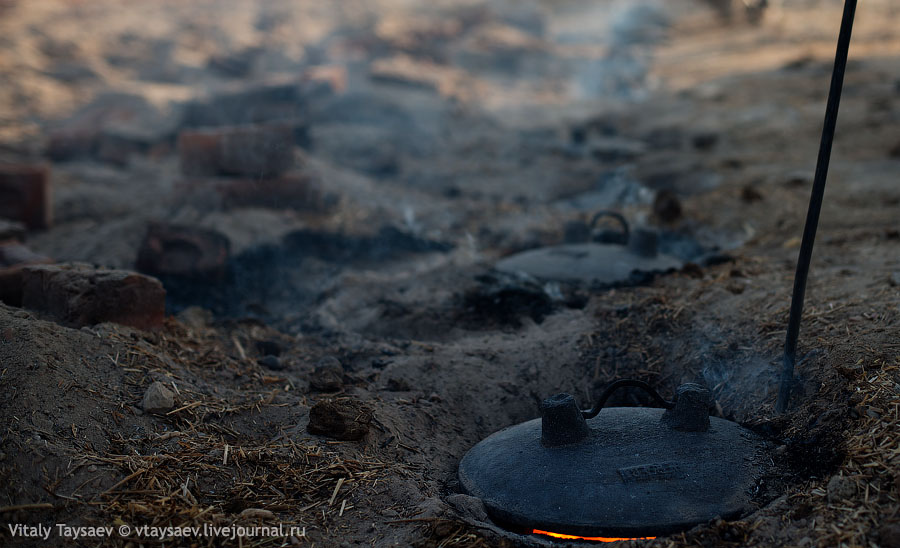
532 529 656 542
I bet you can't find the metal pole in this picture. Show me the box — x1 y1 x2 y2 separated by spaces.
776 0 857 413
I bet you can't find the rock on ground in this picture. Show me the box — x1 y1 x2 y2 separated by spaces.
306 398 371 441
141 381 176 414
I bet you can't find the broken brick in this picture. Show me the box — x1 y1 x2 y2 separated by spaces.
20 263 166 330
135 222 230 280
0 164 52 229
178 124 295 178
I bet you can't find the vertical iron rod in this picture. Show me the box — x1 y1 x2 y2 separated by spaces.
776 0 857 413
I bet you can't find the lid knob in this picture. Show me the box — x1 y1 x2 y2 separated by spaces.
540 393 590 446
660 383 711 432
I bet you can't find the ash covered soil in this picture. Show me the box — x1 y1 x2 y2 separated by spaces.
1 0 899 546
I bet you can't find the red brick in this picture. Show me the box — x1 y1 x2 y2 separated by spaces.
178 124 294 178
135 222 230 280
0 164 52 229
20 263 166 330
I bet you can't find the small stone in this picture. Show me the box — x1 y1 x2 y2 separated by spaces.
726 280 746 295
142 381 176 414
826 475 856 502
681 263 704 279
692 131 719 150
238 508 275 520
306 398 371 441
258 355 285 371
741 184 764 203
310 356 343 392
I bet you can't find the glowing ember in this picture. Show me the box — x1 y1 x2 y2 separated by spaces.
532 529 656 542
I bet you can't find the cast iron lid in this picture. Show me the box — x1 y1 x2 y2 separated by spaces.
494 212 683 286
458 384 771 538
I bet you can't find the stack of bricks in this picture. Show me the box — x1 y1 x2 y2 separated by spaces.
138 122 307 281
176 123 333 212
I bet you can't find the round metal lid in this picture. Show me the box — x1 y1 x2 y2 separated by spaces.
458 407 770 537
494 243 682 285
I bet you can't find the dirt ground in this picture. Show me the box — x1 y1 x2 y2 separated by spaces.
1 0 899 546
